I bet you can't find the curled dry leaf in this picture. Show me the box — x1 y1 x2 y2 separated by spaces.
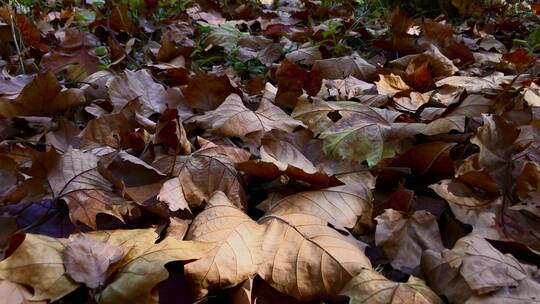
184 192 265 298
375 209 444 272
339 268 443 304
236 137 341 187
192 94 305 144
62 234 123 289
0 279 46 304
375 73 412 96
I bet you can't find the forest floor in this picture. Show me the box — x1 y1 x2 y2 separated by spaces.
0 0 539 303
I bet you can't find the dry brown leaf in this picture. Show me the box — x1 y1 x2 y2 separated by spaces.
259 185 373 230
339 268 443 304
375 73 412 96
313 54 377 81
0 72 86 118
0 280 46 304
41 148 130 228
154 137 251 210
471 114 520 192
184 192 265 298
108 69 166 117
258 214 371 300
375 209 444 272
422 235 532 299
182 73 240 111
62 234 123 289
192 94 305 143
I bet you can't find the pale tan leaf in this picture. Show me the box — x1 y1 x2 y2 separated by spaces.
339 268 443 304
0 280 46 304
259 185 372 230
108 69 166 117
258 214 371 300
62 234 123 289
0 234 76 301
153 137 251 210
184 192 265 298
375 73 412 96
192 94 305 143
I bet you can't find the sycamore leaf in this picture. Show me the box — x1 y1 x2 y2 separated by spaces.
292 98 422 166
154 137 251 210
339 268 443 304
62 234 123 289
375 209 444 272
236 137 341 187
92 229 215 304
313 54 377 81
0 279 46 304
259 185 373 230
422 235 531 301
39 148 130 228
257 214 372 301
182 73 240 111
470 114 520 192
184 192 265 298
0 72 86 118
0 234 76 301
108 69 166 117
192 94 305 143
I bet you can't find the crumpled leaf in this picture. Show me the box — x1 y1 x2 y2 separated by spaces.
0 279 46 304
339 268 443 304
375 73 412 96
375 209 444 272
192 94 305 143
184 192 265 298
62 234 123 289
313 54 377 81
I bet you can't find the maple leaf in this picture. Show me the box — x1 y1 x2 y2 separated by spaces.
292 98 423 166
339 268 443 304
108 69 167 117
154 137 251 210
184 192 265 298
375 209 444 272
192 93 305 144
40 29 99 81
28 148 131 229
0 229 214 303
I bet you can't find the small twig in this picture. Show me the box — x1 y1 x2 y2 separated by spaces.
8 7 25 74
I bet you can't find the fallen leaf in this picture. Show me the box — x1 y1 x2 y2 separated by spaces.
184 192 265 298
192 94 305 143
182 73 240 111
375 209 444 272
339 268 443 304
62 234 123 289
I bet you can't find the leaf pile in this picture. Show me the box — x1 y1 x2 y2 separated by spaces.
0 0 540 303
